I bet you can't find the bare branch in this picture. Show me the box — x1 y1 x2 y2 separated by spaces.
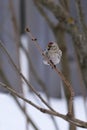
0 39 59 130
34 0 69 21
0 40 56 112
13 96 39 130
20 43 59 130
26 27 74 115
75 0 87 38
34 1 54 30
20 43 49 97
0 81 87 128
59 0 70 11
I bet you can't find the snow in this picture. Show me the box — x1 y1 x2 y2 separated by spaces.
0 93 87 130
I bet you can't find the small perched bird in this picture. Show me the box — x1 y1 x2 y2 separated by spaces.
43 42 62 66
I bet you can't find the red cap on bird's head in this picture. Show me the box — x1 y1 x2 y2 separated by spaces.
48 42 54 47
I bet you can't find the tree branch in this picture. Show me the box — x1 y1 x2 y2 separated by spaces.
20 41 59 130
0 81 87 128
33 0 69 21
34 1 54 30
25 27 74 115
13 96 39 130
0 40 56 112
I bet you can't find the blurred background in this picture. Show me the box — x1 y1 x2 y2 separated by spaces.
0 0 87 130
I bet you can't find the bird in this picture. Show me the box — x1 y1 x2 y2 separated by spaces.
43 42 62 66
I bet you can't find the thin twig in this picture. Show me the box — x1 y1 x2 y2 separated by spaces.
13 96 39 130
34 1 54 30
75 0 87 40
9 1 29 129
0 40 59 129
34 0 69 21
20 43 49 97
25 27 74 115
59 0 70 11
0 40 56 112
20 43 59 130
